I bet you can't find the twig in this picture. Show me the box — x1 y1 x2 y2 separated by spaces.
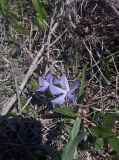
83 40 110 84
76 112 96 126
46 7 57 60
80 0 85 17
50 28 67 46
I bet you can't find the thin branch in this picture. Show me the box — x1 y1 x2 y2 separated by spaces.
83 40 110 84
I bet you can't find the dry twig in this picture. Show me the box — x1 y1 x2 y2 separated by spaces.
83 40 110 84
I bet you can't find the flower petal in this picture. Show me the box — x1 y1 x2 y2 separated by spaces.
50 85 65 95
46 71 53 84
53 78 60 85
38 77 49 87
67 93 76 101
60 74 69 91
70 80 80 93
51 94 66 105
36 86 48 92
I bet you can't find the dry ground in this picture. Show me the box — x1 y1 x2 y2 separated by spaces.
0 0 119 159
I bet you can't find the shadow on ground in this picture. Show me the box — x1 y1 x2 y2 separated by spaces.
0 116 45 160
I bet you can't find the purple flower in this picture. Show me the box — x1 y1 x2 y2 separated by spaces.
36 72 80 105
50 74 80 105
36 71 53 92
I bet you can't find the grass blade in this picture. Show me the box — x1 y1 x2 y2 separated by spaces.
10 63 22 115
61 132 87 160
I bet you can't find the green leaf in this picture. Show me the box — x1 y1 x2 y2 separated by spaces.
0 0 14 16
7 112 17 117
61 132 87 160
32 0 47 31
12 23 28 35
77 92 85 105
64 118 75 125
60 0 66 4
91 125 114 138
54 106 76 118
21 98 29 113
36 16 47 31
95 138 104 150
31 78 39 90
70 118 81 140
103 113 116 129
107 136 119 156
91 125 119 156
77 64 87 104
0 0 8 12
32 0 46 19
